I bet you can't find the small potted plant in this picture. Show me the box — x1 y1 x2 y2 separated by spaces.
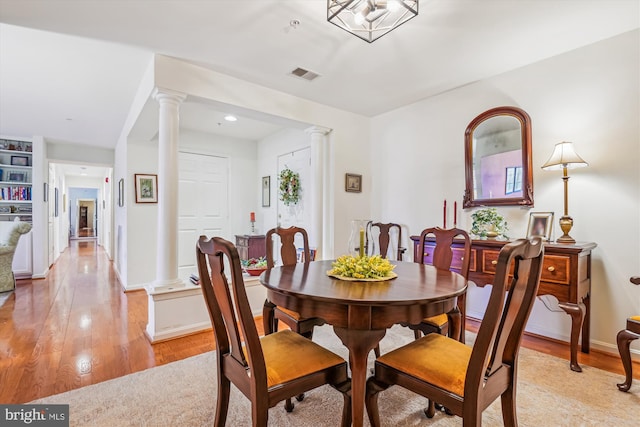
470 208 508 239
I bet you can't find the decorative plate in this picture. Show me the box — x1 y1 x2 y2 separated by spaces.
326 271 398 282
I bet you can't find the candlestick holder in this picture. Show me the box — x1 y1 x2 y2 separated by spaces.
348 219 374 257
250 220 256 234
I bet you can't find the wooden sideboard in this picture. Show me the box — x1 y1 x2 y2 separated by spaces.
411 236 597 372
235 234 266 261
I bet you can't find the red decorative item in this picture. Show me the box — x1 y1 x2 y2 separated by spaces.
443 199 447 228
454 201 457 227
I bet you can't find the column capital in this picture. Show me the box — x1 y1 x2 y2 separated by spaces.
305 125 331 136
152 87 187 105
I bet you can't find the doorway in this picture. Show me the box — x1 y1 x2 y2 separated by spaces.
76 199 97 238
177 151 230 281
68 186 99 240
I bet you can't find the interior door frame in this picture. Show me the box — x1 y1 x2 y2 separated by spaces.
75 198 97 238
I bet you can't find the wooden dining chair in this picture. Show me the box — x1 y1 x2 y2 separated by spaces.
262 226 327 412
196 236 351 426
414 227 472 343
262 226 326 339
371 222 406 261
366 237 544 426
616 276 640 392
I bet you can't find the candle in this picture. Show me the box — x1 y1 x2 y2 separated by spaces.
359 228 365 257
454 201 457 227
250 212 255 222
443 199 447 228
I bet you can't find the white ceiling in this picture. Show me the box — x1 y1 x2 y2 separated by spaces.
0 0 638 151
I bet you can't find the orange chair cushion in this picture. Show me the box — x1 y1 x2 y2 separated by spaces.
259 330 345 388
275 307 302 321
628 316 640 334
421 313 448 328
376 333 471 397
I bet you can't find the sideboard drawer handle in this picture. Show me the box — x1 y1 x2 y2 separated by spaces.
425 252 430 257
547 266 555 272
491 260 498 265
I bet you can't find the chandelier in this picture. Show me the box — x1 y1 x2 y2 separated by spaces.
327 0 419 43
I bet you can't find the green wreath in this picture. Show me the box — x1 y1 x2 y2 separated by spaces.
279 167 300 206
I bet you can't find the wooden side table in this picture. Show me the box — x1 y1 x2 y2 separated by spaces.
411 236 597 372
235 234 266 261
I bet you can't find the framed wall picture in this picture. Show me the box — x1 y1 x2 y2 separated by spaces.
262 176 270 207
54 187 59 217
135 174 158 203
8 171 25 182
118 178 124 207
10 155 29 166
526 211 554 241
345 173 362 193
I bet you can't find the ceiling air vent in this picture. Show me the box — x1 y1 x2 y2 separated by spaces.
290 67 320 81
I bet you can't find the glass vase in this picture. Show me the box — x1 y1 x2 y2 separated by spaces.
348 220 374 258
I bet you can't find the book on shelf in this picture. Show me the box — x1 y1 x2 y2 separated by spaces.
0 186 31 201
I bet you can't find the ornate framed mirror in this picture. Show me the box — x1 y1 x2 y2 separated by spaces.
463 106 533 208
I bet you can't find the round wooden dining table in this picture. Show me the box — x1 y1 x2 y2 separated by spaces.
260 260 468 427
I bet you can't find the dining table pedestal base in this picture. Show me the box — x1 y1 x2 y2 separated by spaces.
333 327 386 427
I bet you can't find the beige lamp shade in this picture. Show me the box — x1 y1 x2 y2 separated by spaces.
541 141 588 170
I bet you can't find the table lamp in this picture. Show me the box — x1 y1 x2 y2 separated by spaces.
541 141 588 244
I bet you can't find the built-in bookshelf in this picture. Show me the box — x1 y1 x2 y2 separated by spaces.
0 139 32 223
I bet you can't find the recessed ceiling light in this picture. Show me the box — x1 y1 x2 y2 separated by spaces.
224 115 237 122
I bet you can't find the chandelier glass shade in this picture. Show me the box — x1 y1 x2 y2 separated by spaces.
327 0 419 43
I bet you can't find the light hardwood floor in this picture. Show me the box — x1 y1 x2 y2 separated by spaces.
1 239 637 404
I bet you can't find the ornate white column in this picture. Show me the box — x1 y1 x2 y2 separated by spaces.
145 88 211 343
152 88 186 288
305 126 331 260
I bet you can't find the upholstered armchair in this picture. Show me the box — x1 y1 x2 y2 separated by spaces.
0 220 32 293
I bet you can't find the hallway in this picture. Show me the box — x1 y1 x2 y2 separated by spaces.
0 239 216 404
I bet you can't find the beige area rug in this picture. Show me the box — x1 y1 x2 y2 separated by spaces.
33 325 640 426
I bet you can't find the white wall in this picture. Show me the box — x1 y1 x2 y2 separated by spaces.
153 55 371 258
113 132 129 287
123 131 259 290
370 30 640 353
257 128 309 234
119 34 638 354
124 141 158 289
30 136 47 278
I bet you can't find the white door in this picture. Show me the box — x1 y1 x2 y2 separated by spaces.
275 148 312 261
178 152 229 281
47 166 55 267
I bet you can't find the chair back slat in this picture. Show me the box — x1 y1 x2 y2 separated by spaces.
266 226 310 267
417 227 471 279
372 222 403 261
196 236 267 385
466 237 544 392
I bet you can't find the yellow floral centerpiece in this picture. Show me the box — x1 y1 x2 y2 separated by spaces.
327 255 397 281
